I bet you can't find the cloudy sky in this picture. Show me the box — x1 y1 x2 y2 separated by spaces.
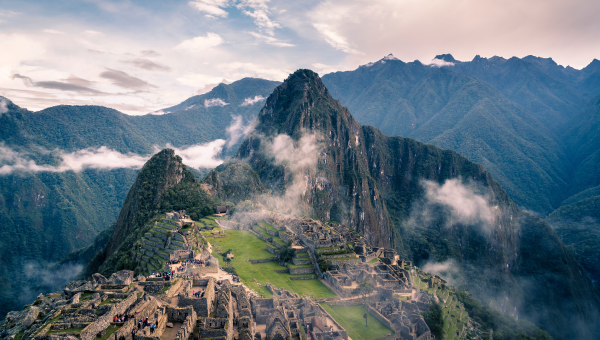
1 0 599 115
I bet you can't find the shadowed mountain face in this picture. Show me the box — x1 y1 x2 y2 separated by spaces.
207 69 600 339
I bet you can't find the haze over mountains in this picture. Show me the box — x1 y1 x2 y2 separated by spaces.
1 54 600 339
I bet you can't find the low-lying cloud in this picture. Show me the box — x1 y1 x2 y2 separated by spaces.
428 58 455 67
406 178 496 236
424 179 493 226
0 140 228 175
169 139 226 169
240 95 266 106
226 115 252 148
250 132 323 215
0 97 8 115
204 98 229 107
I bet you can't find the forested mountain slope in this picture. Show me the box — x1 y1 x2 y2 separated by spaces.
206 69 600 340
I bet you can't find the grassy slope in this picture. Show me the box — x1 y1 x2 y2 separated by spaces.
205 230 334 299
321 304 392 340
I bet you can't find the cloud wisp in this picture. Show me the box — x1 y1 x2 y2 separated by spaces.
240 95 266 106
0 98 8 115
405 178 497 236
99 68 156 90
428 58 455 67
204 98 229 107
12 74 104 94
0 116 258 175
226 115 253 148
121 58 171 72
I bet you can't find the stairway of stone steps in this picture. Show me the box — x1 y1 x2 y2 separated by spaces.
134 221 190 275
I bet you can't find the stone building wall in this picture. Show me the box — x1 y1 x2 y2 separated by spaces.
366 305 395 331
79 291 138 340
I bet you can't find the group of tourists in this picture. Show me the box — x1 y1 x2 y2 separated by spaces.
134 317 158 333
112 314 130 323
191 290 205 298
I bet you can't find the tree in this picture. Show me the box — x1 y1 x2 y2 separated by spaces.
352 281 375 326
278 242 295 263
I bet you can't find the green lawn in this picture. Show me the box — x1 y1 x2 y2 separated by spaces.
367 258 379 264
206 230 335 299
321 304 392 340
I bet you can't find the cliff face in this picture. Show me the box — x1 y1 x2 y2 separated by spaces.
213 69 600 339
234 69 392 246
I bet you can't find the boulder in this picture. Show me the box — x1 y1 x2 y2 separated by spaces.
92 273 109 284
136 275 146 282
20 306 40 328
70 293 82 304
108 270 134 285
166 322 174 328
71 282 94 294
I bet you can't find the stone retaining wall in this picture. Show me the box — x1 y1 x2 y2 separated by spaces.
248 258 276 264
320 253 357 260
289 276 316 280
265 229 279 237
329 258 362 266
265 244 279 255
292 258 311 265
80 291 138 340
287 266 314 275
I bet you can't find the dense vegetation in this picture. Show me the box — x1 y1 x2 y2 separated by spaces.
82 149 218 276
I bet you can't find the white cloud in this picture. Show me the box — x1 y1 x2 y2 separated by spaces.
175 32 224 52
0 98 8 115
312 23 360 54
148 109 169 115
428 58 455 67
83 30 104 36
170 139 226 169
248 32 294 47
43 29 65 34
240 95 265 106
0 138 230 174
237 0 280 35
0 145 148 174
424 179 494 226
188 0 230 18
225 115 253 148
204 98 229 107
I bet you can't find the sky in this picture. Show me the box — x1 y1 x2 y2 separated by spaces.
1 0 599 115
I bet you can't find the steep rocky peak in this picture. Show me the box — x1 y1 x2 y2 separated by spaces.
253 69 356 140
104 148 192 256
434 53 457 62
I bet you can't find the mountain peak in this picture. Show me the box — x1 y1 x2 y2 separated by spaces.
249 69 348 140
434 53 456 62
102 148 193 257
